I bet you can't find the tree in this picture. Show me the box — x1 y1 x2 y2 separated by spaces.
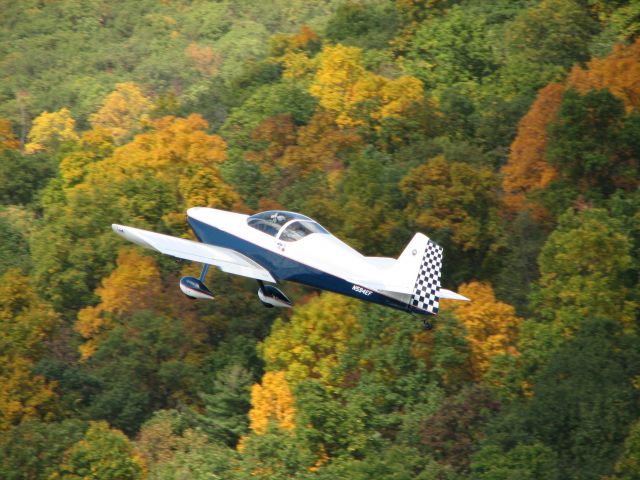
136 409 237 479
546 87 639 199
445 282 521 380
418 385 500 473
520 319 640 479
90 82 152 144
0 420 88 480
499 0 598 96
0 269 59 430
613 419 640 480
75 248 165 359
536 208 636 333
310 44 423 128
471 442 560 480
325 1 402 50
248 371 296 435
401 155 500 254
568 37 640 112
501 83 564 217
190 364 253 446
403 5 497 93
0 148 56 205
84 310 204 435
0 118 19 150
53 421 144 480
261 293 360 387
0 213 30 276
25 107 79 154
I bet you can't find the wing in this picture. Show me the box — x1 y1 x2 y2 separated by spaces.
112 224 275 282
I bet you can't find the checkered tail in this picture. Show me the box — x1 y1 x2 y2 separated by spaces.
409 240 443 314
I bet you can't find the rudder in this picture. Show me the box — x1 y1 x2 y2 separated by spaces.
409 239 443 314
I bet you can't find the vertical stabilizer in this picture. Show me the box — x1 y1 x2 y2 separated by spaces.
386 233 443 314
409 240 443 314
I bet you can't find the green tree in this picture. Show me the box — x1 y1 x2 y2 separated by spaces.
54 421 144 480
612 419 640 480
471 442 560 480
84 310 203 435
500 0 598 96
521 319 640 479
325 1 402 50
190 364 253 446
535 208 636 333
546 87 639 201
403 5 497 94
0 149 56 205
0 212 31 276
0 420 88 480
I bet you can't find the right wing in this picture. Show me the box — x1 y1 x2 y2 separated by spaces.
112 224 275 282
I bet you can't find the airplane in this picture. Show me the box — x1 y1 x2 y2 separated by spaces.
112 208 469 329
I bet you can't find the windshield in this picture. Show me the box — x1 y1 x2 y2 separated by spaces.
279 220 328 242
247 210 328 241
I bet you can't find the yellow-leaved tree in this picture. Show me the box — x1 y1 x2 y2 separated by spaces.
58 127 115 188
248 371 296 435
0 269 60 429
90 82 153 144
444 281 522 379
25 107 79 153
261 293 360 387
310 44 423 128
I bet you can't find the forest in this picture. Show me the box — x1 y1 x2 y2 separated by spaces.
0 0 639 478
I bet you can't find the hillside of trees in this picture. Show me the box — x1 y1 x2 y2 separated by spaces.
0 0 639 478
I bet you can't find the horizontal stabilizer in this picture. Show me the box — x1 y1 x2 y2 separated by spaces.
439 289 470 301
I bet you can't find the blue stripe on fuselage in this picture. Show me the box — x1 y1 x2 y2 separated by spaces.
187 216 425 315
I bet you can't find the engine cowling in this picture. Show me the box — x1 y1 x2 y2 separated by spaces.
258 285 292 308
179 276 214 300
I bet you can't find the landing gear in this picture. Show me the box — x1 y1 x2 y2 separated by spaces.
257 280 292 308
179 264 214 300
422 318 433 331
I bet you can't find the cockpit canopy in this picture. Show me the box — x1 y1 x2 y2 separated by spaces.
247 210 329 242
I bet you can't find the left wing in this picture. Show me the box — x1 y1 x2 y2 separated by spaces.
112 224 275 282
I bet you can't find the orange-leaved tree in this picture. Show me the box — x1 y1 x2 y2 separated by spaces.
568 37 640 112
502 38 640 217
75 248 165 359
501 83 564 217
0 118 19 150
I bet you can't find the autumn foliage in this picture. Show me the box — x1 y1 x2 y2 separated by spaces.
248 371 296 435
2 2 639 479
445 282 522 379
501 84 564 217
